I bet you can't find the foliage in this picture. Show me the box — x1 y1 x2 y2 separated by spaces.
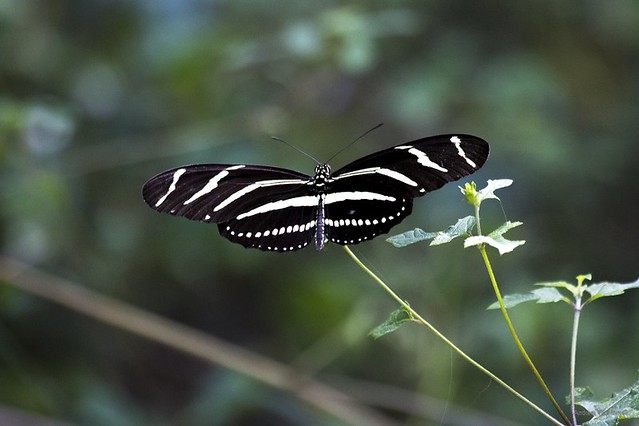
576 381 639 426
381 180 639 424
488 275 639 310
386 215 475 247
368 306 414 339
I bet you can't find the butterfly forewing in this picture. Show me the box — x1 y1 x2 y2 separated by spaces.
322 134 488 246
142 133 489 252
142 165 311 222
333 134 488 193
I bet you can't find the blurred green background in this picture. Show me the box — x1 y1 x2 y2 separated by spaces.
1 1 638 425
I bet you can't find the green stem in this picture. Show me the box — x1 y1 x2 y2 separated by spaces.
569 300 582 425
479 246 572 425
343 245 563 426
474 203 483 236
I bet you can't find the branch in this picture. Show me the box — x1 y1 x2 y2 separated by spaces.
0 256 397 426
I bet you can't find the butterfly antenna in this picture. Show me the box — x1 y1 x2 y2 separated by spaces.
326 123 384 163
271 136 321 165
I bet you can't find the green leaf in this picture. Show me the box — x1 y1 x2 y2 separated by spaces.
576 379 639 425
487 287 566 310
464 221 525 254
531 287 567 304
386 216 475 247
430 216 476 246
489 277 639 311
369 307 414 339
487 292 539 309
535 275 592 299
476 179 514 203
386 228 437 247
535 280 579 296
574 386 596 402
585 278 639 302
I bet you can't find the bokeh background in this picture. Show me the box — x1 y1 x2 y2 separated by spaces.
1 1 638 425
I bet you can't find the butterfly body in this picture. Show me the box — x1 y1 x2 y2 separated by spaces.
142 134 489 252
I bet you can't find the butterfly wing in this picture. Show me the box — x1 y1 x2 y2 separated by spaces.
142 134 489 251
324 134 489 245
142 164 319 251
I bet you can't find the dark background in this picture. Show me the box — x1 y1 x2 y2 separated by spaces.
1 1 638 425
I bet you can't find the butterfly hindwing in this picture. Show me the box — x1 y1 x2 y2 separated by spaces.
218 204 318 251
324 196 414 246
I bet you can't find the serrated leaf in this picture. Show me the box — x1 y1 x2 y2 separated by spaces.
464 221 525 254
487 287 566 310
386 228 437 247
430 216 476 246
477 179 513 202
577 379 639 425
386 216 476 248
369 307 414 339
585 278 639 301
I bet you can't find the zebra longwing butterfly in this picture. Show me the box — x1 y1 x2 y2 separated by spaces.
142 134 489 252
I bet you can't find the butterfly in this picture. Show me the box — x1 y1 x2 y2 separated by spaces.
142 134 489 252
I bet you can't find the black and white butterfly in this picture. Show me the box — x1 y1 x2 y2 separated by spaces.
142 134 489 252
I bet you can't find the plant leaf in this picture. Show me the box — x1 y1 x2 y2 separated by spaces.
430 216 476 246
585 278 639 302
535 280 579 296
386 228 437 247
574 386 596 402
487 292 539 310
531 287 567 304
487 287 566 310
386 216 476 248
369 307 414 339
576 379 639 425
476 179 514 203
464 221 525 254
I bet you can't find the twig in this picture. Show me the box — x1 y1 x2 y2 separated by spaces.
0 256 398 426
343 246 564 426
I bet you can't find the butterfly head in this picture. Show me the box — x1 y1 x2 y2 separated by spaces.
314 164 331 179
311 164 332 190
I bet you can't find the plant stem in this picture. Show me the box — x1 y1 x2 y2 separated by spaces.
343 245 564 425
478 246 572 425
474 203 483 236
569 300 582 425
